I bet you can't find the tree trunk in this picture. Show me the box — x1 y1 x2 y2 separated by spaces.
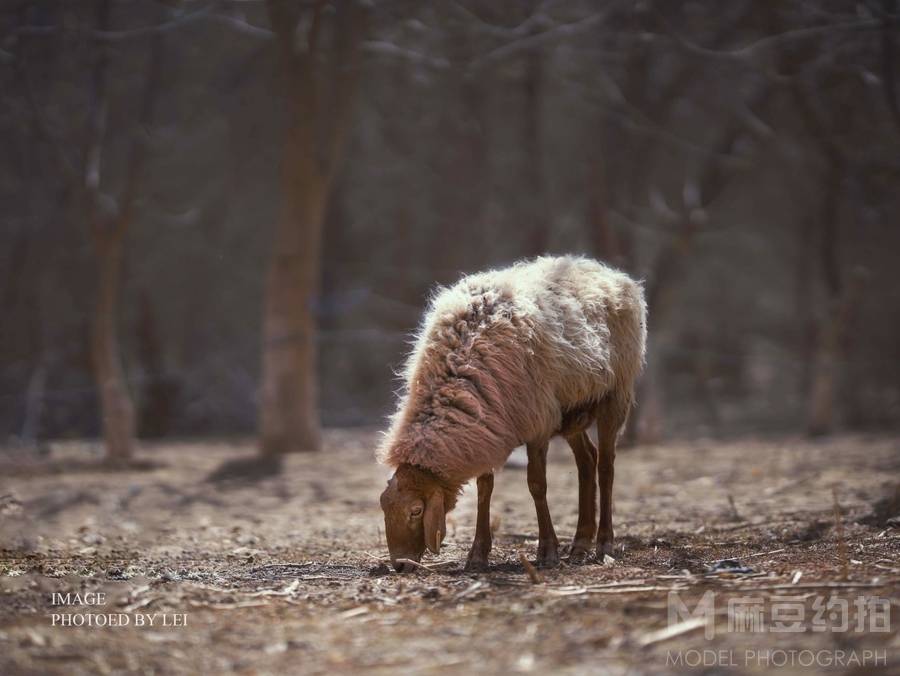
807 310 840 437
259 56 329 454
260 0 367 455
795 217 816 397
587 152 612 255
92 233 135 462
807 282 864 436
260 145 328 454
632 351 664 444
523 43 547 256
805 166 863 436
624 218 699 445
82 0 161 462
806 166 841 437
136 291 176 438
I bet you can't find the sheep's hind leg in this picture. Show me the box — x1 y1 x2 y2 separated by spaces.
527 440 560 567
465 473 494 572
566 430 597 564
596 396 627 559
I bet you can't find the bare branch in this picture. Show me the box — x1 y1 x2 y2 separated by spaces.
84 0 113 238
448 0 552 38
266 0 304 61
205 12 273 39
789 79 846 167
92 4 216 41
653 14 879 62
16 57 79 181
362 40 450 70
587 73 752 171
307 0 326 55
5 4 273 46
117 21 166 238
467 5 622 73
324 0 369 180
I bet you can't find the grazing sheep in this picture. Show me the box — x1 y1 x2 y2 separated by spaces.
378 255 647 572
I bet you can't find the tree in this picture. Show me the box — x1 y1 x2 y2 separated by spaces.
260 0 368 454
11 0 165 460
582 1 763 443
788 80 867 437
85 1 164 462
769 4 875 436
522 29 547 255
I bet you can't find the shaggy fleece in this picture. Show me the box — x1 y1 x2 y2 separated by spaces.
378 255 647 484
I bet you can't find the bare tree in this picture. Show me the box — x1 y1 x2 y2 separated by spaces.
85 0 164 462
9 1 164 459
594 2 763 443
789 92 864 437
260 0 368 454
771 7 870 436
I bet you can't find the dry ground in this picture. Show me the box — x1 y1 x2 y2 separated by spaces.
1 431 898 675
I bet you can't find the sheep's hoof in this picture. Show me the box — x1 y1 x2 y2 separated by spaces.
596 538 614 560
464 556 489 573
568 543 591 565
536 541 560 568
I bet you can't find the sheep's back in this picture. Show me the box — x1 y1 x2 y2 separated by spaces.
420 255 645 419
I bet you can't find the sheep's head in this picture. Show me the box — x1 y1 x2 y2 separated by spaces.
380 464 450 572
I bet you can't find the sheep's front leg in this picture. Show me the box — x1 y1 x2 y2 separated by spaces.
527 440 559 567
465 473 494 572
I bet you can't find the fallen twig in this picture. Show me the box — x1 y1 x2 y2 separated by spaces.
729 581 888 592
743 548 786 559
545 585 687 596
122 596 157 613
833 488 849 580
338 606 369 620
638 617 706 646
707 520 797 532
572 579 648 588
455 581 484 600
419 560 459 569
727 495 742 521
188 600 270 610
519 554 543 584
394 558 439 573
243 579 300 597
119 584 152 612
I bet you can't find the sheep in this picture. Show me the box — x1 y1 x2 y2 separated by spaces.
377 255 647 572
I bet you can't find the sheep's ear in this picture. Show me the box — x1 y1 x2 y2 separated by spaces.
423 490 446 555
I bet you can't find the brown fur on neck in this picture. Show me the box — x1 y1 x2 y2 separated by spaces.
394 463 462 512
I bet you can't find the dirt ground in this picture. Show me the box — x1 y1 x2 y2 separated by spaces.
1 430 898 675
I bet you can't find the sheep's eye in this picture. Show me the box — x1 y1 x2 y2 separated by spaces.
410 505 423 518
